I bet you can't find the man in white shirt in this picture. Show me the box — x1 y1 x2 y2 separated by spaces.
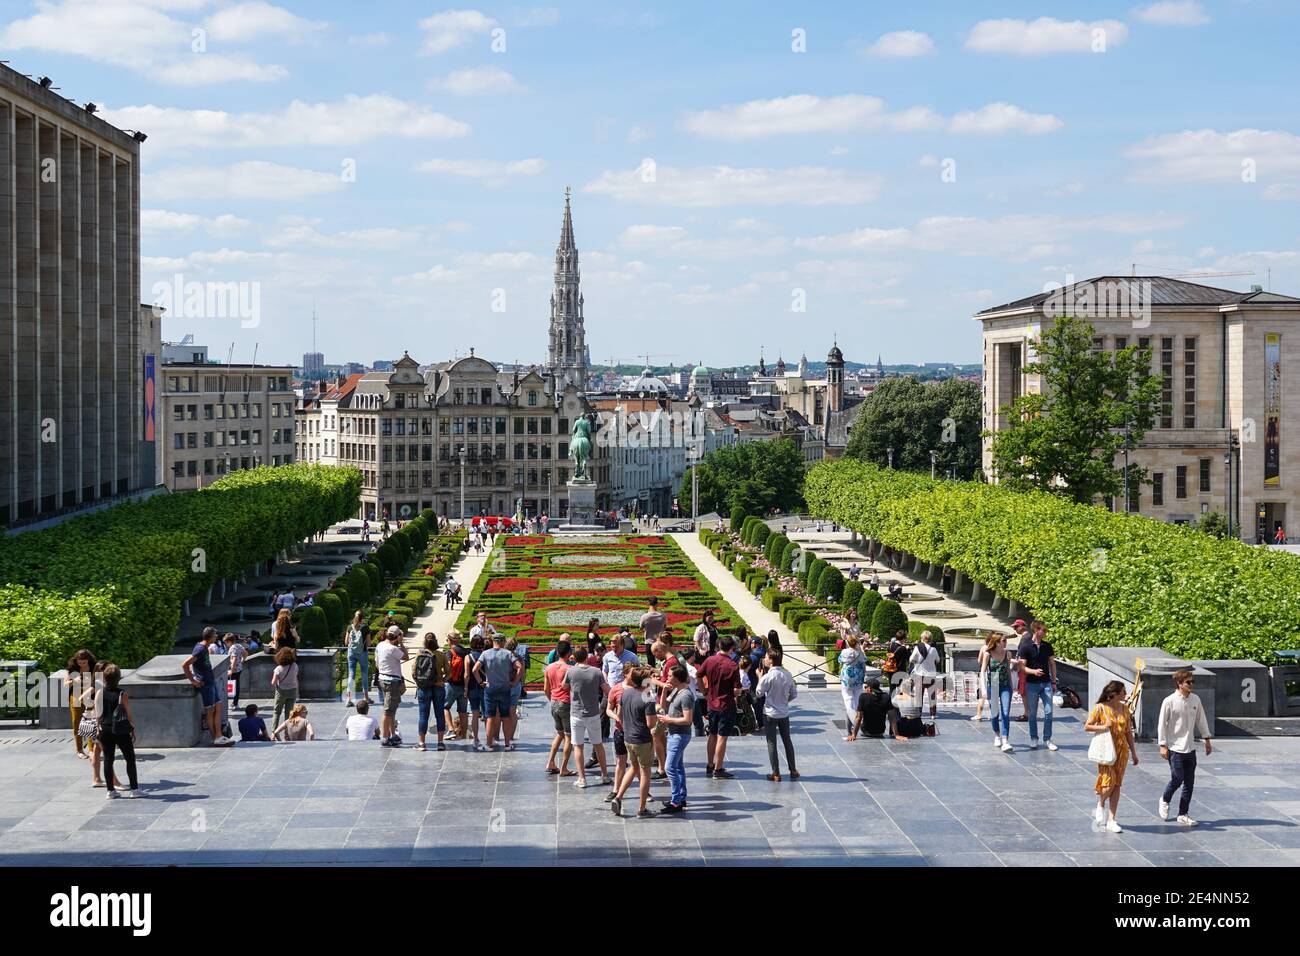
346 699 381 741
1158 668 1212 826
374 626 408 747
756 651 799 780
469 610 499 645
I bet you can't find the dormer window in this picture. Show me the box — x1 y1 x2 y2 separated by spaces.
528 390 537 406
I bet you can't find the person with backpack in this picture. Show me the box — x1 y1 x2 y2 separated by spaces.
882 630 909 684
465 635 488 752
909 630 940 733
343 611 370 708
756 650 799 781
414 632 450 752
95 664 139 798
838 634 867 729
444 631 470 740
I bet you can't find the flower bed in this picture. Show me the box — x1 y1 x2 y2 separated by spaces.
453 534 751 643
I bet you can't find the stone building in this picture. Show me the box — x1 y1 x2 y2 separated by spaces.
0 64 157 526
976 275 1300 539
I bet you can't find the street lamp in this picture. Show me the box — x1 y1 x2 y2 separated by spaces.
930 449 937 480
458 444 467 528
886 446 894 469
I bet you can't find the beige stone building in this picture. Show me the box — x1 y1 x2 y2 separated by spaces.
977 276 1300 540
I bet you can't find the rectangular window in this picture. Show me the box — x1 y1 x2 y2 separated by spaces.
514 444 524 460
1091 336 1105 353
541 418 552 435
466 389 478 405
1153 472 1163 506
395 419 406 437
541 444 552 460
438 417 449 436
186 460 197 476
173 434 184 449
1114 336 1127 351
481 388 492 405
1160 337 1174 429
382 419 393 437
186 433 198 449
453 389 463 405
559 418 568 433
466 418 478 436
513 418 524 435
395 393 406 409
452 417 464 436
1176 465 1187 499
252 403 262 418
173 406 185 422
495 416 507 435
527 417 539 435
1183 337 1197 429
1199 458 1211 493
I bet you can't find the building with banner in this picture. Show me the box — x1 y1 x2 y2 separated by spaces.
976 276 1300 541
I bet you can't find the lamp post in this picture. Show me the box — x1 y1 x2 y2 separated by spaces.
1224 449 1233 539
689 444 700 531
886 446 894 469
930 449 937 480
458 444 467 529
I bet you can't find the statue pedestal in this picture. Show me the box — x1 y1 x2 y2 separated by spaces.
565 478 598 527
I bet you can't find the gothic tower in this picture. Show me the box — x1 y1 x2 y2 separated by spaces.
548 187 588 390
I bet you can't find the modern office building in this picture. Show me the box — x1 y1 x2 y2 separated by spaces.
0 64 156 527
977 276 1300 540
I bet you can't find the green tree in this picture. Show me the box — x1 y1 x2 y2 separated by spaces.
683 438 806 518
870 599 908 640
844 376 983 478
1195 510 1230 539
988 315 1160 504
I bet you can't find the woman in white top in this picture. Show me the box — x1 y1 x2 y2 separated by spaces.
756 650 799 782
837 634 867 727
909 631 941 731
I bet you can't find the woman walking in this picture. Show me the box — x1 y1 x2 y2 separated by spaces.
980 634 1017 752
343 611 370 707
658 664 694 813
271 647 299 730
756 650 799 781
838 635 867 729
94 664 138 798
228 633 247 708
1085 680 1139 833
66 650 97 760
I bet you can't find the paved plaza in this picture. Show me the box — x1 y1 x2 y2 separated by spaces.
3 689 1300 867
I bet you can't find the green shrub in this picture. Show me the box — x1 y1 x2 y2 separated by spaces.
779 540 797 574
362 560 383 595
798 616 833 650
870 599 909 641
296 605 330 647
375 542 401 577
730 506 747 532
843 580 865 613
779 601 809 627
340 569 370 606
858 589 883 631
825 649 840 675
315 591 344 640
822 569 845 604
752 523 771 550
329 585 352 630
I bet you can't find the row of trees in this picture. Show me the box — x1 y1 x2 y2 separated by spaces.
680 437 805 518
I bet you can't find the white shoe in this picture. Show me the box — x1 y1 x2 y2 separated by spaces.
122 789 138 799
106 790 119 800
971 714 981 721
1001 743 1014 754
1046 742 1058 752
576 778 590 789
993 736 1002 748
1158 799 1170 821
1029 740 1039 750
1177 815 1198 827
1093 805 1105 829
1106 819 1123 833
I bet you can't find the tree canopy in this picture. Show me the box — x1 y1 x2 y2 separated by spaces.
681 437 805 517
844 376 983 479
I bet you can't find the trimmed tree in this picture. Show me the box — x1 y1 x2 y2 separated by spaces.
296 605 330 647
870 598 908 641
843 580 865 613
857 588 883 633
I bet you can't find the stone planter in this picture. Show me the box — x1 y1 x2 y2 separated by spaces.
120 654 232 748
240 648 340 701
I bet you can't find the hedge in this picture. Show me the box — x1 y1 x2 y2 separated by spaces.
843 580 865 614
821 569 845 604
0 464 361 670
316 591 345 640
730 506 747 532
870 599 909 641
798 617 834 650
296 605 330 647
857 588 883 628
752 523 771 550
779 540 797 574
805 458 1298 664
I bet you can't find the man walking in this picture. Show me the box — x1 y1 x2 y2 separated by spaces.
375 625 408 747
611 666 658 818
639 597 667 659
182 627 229 746
657 664 694 813
701 634 742 777
1158 668 1212 826
1016 621 1058 751
756 649 799 781
474 633 522 751
564 648 612 788
543 639 574 776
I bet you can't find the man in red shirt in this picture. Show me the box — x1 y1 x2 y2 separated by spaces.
543 639 575 776
701 634 742 778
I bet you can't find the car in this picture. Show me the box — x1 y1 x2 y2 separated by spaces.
661 522 693 532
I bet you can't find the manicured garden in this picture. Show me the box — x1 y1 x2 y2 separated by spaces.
803 458 1300 664
453 534 753 653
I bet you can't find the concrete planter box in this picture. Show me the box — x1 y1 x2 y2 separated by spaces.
1189 659 1272 718
240 648 339 701
1087 647 1215 740
121 654 231 748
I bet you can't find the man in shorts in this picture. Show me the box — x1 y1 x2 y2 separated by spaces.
375 626 408 747
611 666 659 818
564 647 611 788
182 627 229 746
474 632 522 751
443 631 470 739
543 639 574 776
701 634 742 777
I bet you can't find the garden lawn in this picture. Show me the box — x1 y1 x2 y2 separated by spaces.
453 535 753 655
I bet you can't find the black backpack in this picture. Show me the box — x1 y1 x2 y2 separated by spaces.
414 651 439 692
1057 683 1082 709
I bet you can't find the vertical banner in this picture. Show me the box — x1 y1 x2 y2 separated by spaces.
143 354 156 442
1264 334 1281 487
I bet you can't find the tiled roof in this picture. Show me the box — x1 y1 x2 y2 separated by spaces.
977 276 1300 315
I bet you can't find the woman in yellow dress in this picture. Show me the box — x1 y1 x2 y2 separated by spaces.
1085 680 1139 833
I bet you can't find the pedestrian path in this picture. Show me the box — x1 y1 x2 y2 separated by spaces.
671 532 838 685
400 540 492 677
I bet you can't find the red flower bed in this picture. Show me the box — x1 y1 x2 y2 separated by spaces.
629 536 665 545
486 578 538 593
504 536 545 546
647 576 700 591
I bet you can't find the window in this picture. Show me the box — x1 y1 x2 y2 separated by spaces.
466 418 478 436
515 468 524 485
466 388 478 405
542 418 552 435
541 444 552 460
528 390 537 406
240 403 250 418
203 432 213 448
559 442 568 460
382 419 393 437
1152 472 1163 506
271 404 280 418
513 418 524 435
559 418 568 433
1114 336 1127 351
439 471 450 488
1175 465 1187 499
453 389 463 405
1199 458 1211 493
215 404 225 420
452 417 464 436
1183 337 1197 429
252 430 261 444
252 403 262 418
528 442 539 460
382 447 392 463
495 417 507 435
395 393 406 409
481 388 492 405
173 434 184 449
396 446 406 463
173 406 185 422
1091 336 1105 353
1160 337 1174 429
186 460 197 477
514 444 524 460
439 417 449 436
186 433 197 449
527 417 539 435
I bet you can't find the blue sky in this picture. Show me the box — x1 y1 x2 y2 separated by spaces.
2 0 1297 368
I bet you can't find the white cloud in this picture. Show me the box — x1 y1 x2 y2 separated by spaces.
918 154 939 167
419 9 497 54
682 94 1060 140
430 66 525 95
950 102 1063 135
143 208 251 236
965 17 1128 55
627 125 652 144
416 158 546 185
104 96 470 153
348 32 390 46
1134 1 1210 26
867 30 935 57
510 6 561 27
584 164 884 206
0 0 290 85
1264 183 1300 201
1126 128 1300 182
263 223 426 249
149 161 346 200
203 2 325 42
616 224 786 259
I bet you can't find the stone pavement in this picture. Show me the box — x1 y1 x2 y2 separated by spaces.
3 689 1300 867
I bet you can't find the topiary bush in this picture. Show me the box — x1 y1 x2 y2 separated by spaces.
296 605 330 647
822 569 845 605
858 589 883 631
752 523 771 550
315 591 344 641
779 540 797 574
870 599 909 641
730 506 748 532
843 580 864 613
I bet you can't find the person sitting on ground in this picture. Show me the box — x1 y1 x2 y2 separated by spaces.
891 678 926 739
845 678 905 741
273 703 315 742
346 699 381 740
237 704 271 742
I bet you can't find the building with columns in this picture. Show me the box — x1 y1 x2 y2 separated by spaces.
976 275 1300 540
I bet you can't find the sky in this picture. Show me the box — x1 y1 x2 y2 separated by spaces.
2 0 1297 369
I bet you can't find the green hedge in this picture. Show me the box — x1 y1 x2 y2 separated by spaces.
297 605 330 648
870 599 909 641
857 588 882 629
730 506 747 532
843 580 865 613
805 458 1296 664
797 616 833 650
0 464 361 670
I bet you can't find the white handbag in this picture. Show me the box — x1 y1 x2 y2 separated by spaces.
1088 728 1118 765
